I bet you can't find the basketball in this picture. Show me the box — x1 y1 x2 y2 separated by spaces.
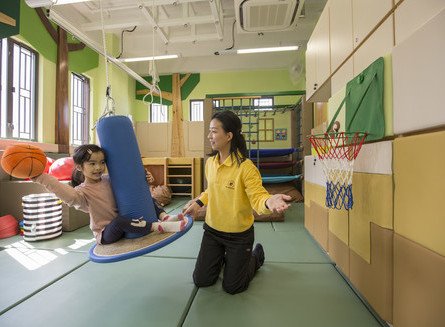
1 144 47 179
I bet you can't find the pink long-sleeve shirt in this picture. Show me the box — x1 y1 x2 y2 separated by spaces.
34 173 118 244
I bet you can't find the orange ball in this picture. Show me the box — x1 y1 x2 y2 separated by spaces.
1 144 47 179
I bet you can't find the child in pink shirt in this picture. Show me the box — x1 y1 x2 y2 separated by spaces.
33 144 186 245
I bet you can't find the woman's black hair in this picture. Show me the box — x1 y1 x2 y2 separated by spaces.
209 110 248 166
70 144 105 187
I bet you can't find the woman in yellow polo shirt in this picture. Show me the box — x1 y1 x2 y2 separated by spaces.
184 110 291 294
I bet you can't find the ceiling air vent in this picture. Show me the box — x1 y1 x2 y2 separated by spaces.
236 0 303 33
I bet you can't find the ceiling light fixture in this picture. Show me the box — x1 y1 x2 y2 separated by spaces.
120 54 179 62
25 0 89 8
237 45 299 54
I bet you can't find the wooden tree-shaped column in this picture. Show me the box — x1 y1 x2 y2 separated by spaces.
35 8 85 152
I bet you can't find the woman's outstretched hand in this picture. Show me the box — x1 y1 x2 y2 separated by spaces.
183 201 200 217
266 194 292 213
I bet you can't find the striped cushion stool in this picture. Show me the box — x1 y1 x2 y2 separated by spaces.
22 193 63 241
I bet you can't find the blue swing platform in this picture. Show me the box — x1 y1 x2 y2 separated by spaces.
89 216 193 263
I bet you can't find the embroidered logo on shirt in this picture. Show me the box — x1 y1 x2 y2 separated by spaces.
225 180 235 189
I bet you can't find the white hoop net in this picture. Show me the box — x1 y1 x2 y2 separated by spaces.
309 132 367 210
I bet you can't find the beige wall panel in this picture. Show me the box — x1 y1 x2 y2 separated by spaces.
394 131 445 256
328 208 349 245
184 121 204 157
330 58 353 97
309 201 329 251
304 204 314 236
327 86 346 132
329 0 353 71
394 233 445 327
349 173 393 263
136 122 171 157
304 181 326 208
353 19 393 78
354 141 392 175
395 0 445 45
352 0 392 49
393 9 445 134
328 231 350 277
350 223 394 323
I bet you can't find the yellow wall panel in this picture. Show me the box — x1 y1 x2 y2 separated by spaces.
304 182 326 208
349 173 393 262
329 208 349 246
394 131 445 256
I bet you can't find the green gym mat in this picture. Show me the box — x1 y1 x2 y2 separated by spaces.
0 226 95 253
0 249 88 314
0 256 196 327
255 229 332 263
183 263 382 327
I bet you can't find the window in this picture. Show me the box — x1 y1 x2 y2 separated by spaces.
70 73 90 145
258 118 274 142
150 103 168 123
0 38 38 140
190 100 203 121
253 97 273 111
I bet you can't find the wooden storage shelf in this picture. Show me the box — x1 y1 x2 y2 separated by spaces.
142 157 202 198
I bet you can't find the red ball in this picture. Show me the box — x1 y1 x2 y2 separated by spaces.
1 144 47 179
48 157 75 180
44 157 55 174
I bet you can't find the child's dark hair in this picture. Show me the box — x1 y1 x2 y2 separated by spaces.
209 110 248 166
71 144 105 187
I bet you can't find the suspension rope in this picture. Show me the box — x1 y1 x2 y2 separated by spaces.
98 0 114 119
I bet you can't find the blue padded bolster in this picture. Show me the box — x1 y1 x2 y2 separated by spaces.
97 116 157 238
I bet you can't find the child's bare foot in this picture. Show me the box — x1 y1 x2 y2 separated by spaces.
161 213 184 222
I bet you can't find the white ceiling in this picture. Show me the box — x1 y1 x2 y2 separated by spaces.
33 0 327 77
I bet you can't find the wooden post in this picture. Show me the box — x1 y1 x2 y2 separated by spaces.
55 27 70 153
171 73 184 157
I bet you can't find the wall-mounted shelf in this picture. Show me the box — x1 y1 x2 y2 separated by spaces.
142 157 202 198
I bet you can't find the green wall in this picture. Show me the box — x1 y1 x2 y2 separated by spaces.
132 69 304 122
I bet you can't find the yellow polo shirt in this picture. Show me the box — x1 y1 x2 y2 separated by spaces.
199 153 271 233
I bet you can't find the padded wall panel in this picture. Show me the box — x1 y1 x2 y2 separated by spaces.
135 122 171 157
304 156 325 187
303 181 326 208
304 204 313 236
354 141 392 174
328 86 346 132
382 55 393 137
328 231 350 277
395 0 445 46
349 173 393 262
349 223 393 324
394 233 445 327
309 201 329 251
393 9 445 134
394 131 445 256
328 208 348 246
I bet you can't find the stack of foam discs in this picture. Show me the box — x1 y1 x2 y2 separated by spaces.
22 193 63 241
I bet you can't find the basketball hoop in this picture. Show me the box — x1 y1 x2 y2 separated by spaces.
309 132 367 210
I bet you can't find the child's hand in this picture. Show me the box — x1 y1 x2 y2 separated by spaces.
145 169 155 184
266 194 292 213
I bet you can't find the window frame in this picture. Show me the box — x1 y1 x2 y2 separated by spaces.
70 72 90 146
0 38 39 141
253 97 274 111
150 103 168 123
189 99 204 121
